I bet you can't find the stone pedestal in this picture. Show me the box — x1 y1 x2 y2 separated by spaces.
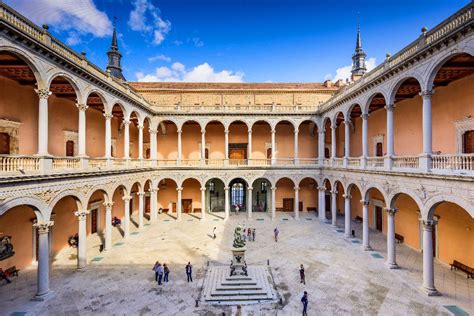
231 246 247 275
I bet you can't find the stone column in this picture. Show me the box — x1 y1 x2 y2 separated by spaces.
385 104 395 169
103 201 113 251
271 186 276 220
137 191 145 228
361 199 371 250
224 186 230 220
33 221 54 300
361 113 369 168
150 188 158 221
421 219 439 296
76 103 88 157
343 119 351 167
385 208 399 269
201 129 206 164
75 210 89 270
420 90 434 171
331 190 338 227
344 194 351 237
103 113 113 159
247 187 253 219
294 186 300 220
177 129 182 164
138 124 144 160
123 119 131 159
176 187 182 220
248 129 253 163
35 88 52 156
271 128 276 165
122 196 132 239
200 187 206 220
224 128 229 164
149 129 157 161
294 130 299 165
318 129 325 165
319 187 327 221
331 124 337 162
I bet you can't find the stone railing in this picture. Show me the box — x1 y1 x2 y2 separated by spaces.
52 157 80 170
393 156 419 169
299 158 319 165
367 157 384 168
89 158 108 169
250 159 272 166
333 158 344 167
432 154 474 172
153 103 321 114
0 155 40 172
348 158 360 168
112 158 127 167
229 159 248 166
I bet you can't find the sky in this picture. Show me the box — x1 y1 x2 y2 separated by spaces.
5 0 470 83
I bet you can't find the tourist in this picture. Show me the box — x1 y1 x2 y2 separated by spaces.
163 263 170 283
153 262 164 285
301 291 308 316
243 261 248 276
235 204 240 215
185 262 193 282
152 261 160 282
0 269 11 284
274 227 279 242
247 227 252 241
158 207 163 214
299 264 305 285
252 228 256 241
112 216 121 227
213 226 217 239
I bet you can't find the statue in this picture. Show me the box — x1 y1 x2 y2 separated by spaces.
232 225 246 248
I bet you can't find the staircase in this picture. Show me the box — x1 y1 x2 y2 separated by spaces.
201 265 278 305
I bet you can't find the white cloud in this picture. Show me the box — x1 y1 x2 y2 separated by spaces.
191 37 204 47
128 0 171 45
135 62 244 82
6 0 112 45
148 54 171 62
331 57 377 82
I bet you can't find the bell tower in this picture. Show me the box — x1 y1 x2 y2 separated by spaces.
351 22 367 81
106 18 125 80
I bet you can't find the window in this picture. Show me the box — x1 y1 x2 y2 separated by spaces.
463 130 474 153
231 183 244 206
66 140 74 157
260 181 267 193
209 181 215 193
324 147 330 159
376 142 383 157
0 132 10 154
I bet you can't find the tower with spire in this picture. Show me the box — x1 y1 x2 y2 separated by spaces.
351 21 367 81
106 18 125 80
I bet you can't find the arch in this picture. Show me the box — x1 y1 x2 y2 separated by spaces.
179 177 203 188
425 50 474 91
84 187 111 205
47 72 83 102
127 181 143 195
0 197 48 220
250 119 272 130
0 47 45 86
226 176 249 188
205 119 225 129
203 175 226 187
275 119 297 131
333 111 345 126
346 103 363 119
110 102 127 116
321 116 332 129
48 190 85 211
363 185 388 203
276 176 296 187
180 119 203 131
84 88 108 108
425 194 474 220
388 189 423 211
333 179 345 194
363 91 388 114
346 182 362 196
387 75 423 106
297 176 318 188
128 110 142 124
111 183 129 197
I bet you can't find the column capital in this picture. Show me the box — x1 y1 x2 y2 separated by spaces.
74 210 90 220
331 124 337 130
224 129 229 135
201 128 206 134
176 187 183 192
200 187 206 192
360 199 370 206
103 201 114 208
361 113 369 120
224 186 230 191
294 186 300 191
149 188 158 193
331 190 338 195
123 119 131 126
103 113 113 120
343 119 351 125
384 207 398 215
384 104 395 111
137 124 144 130
419 90 434 98
271 128 276 133
421 219 438 230
149 128 157 135
248 129 252 134
318 129 325 135
122 195 132 201
294 130 299 135
177 129 182 135
35 88 52 100
136 191 146 197
33 221 54 234
318 187 326 192
75 103 89 112
271 186 277 191
343 194 351 199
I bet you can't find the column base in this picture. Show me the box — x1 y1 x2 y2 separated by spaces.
32 289 54 301
386 262 400 269
420 286 441 296
363 245 372 251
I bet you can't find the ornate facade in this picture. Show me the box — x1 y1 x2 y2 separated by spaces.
0 1 473 302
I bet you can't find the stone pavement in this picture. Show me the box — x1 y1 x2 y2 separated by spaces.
0 211 462 315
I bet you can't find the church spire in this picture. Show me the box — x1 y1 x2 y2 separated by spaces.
351 20 366 81
106 17 125 80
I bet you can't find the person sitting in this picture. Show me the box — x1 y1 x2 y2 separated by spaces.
112 216 121 227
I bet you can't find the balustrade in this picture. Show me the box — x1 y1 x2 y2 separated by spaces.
52 157 80 170
366 157 385 168
393 156 419 169
0 155 40 172
88 158 108 169
432 154 474 172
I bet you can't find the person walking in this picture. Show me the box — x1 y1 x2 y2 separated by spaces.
155 263 164 285
213 226 217 239
163 263 170 283
274 227 279 242
252 228 256 241
152 261 160 282
299 264 306 285
185 262 193 282
301 291 308 316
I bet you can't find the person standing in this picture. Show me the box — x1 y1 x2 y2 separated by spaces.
301 291 308 316
252 228 256 241
299 264 306 285
156 263 164 285
274 227 279 242
185 262 193 282
163 263 170 283
235 204 240 215
213 226 217 239
152 261 160 282
247 227 252 241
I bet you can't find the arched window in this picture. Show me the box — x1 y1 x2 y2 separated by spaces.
231 183 244 206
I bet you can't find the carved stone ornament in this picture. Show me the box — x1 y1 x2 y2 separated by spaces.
33 221 54 234
35 88 52 100
74 210 90 220
0 236 15 261
34 189 62 204
75 103 89 112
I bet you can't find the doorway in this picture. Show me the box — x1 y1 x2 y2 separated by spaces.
90 209 98 234
66 140 75 157
182 199 192 213
375 206 383 231
283 198 294 212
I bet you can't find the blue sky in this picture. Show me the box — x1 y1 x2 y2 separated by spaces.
6 0 470 82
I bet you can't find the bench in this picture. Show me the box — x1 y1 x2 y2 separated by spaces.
395 233 404 244
354 216 363 223
5 266 19 277
450 260 474 279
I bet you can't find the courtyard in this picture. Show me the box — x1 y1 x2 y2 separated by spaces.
1 212 470 315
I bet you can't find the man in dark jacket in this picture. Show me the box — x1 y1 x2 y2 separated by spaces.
185 262 193 282
301 291 308 316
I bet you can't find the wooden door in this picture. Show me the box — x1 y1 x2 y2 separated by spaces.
229 148 245 159
145 196 150 213
182 199 192 213
0 132 10 154
283 198 294 212
376 142 383 157
463 130 474 153
90 209 98 234
375 206 383 231
146 148 150 159
66 140 74 157
266 148 272 159
299 201 303 212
